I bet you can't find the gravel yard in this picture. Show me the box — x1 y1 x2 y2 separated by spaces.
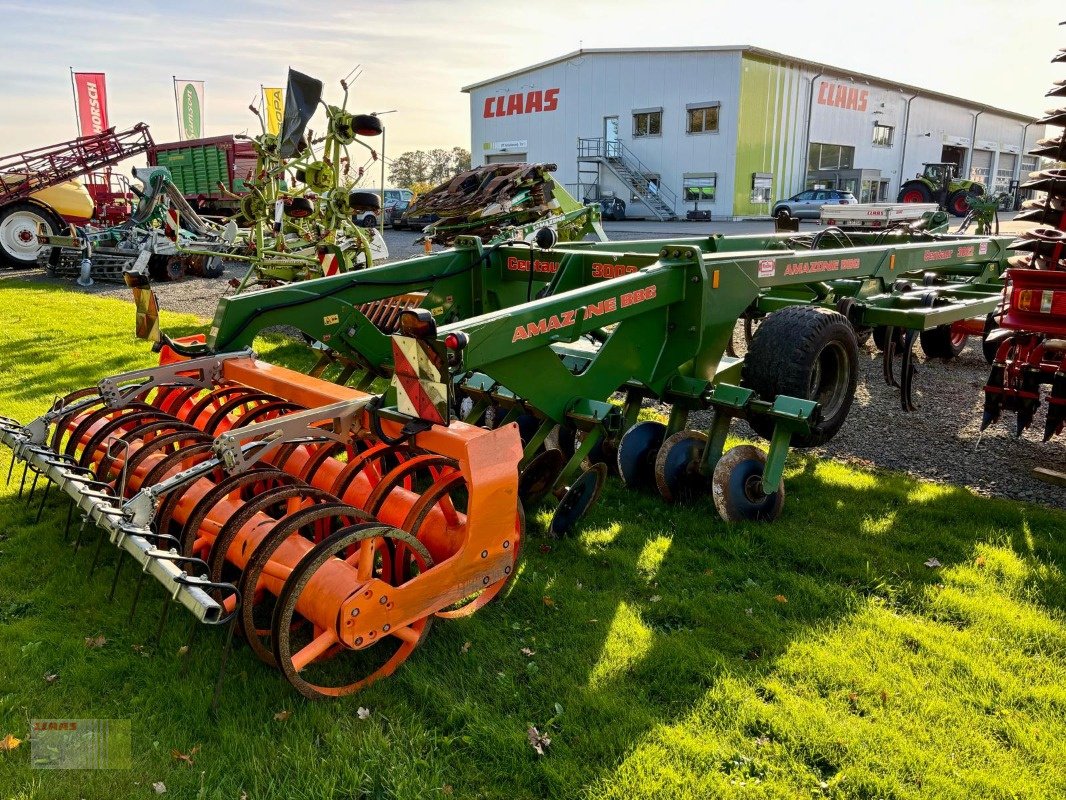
2 219 1062 510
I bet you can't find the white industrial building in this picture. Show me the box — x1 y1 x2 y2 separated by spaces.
463 46 1044 220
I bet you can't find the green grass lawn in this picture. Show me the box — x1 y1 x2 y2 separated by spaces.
0 282 1063 799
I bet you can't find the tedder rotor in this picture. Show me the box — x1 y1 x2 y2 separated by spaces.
1 347 522 700
146 226 1012 532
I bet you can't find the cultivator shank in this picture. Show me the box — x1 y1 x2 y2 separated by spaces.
1 348 521 699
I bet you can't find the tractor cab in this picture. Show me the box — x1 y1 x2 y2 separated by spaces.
921 163 957 183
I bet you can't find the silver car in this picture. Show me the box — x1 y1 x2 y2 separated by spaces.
772 189 857 220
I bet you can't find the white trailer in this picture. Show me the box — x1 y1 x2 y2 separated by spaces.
820 203 941 230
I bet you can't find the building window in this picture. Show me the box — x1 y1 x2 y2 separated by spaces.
633 110 662 137
808 142 855 170
686 103 720 134
683 173 717 202
872 123 893 147
751 173 773 204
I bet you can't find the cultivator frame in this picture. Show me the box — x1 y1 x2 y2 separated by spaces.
155 228 1011 530
1 349 522 700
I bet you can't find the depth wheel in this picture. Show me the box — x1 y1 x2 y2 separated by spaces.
711 445 784 523
654 430 710 503
273 525 434 700
616 420 667 489
919 324 967 360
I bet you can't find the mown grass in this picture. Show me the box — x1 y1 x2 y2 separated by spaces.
0 281 1063 800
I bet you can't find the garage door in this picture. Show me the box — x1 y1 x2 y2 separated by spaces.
969 149 993 184
994 153 1017 194
486 153 527 164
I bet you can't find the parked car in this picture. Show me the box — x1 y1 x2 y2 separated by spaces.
772 189 857 220
390 200 439 231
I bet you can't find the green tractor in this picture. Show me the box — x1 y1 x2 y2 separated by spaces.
897 162 985 217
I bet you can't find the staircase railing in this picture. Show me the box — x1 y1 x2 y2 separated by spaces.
576 137 677 218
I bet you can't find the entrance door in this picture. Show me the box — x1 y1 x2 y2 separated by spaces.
941 145 965 172
604 117 619 157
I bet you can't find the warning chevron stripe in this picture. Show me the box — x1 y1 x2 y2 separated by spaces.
391 337 447 424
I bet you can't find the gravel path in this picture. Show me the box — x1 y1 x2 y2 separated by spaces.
2 223 1062 509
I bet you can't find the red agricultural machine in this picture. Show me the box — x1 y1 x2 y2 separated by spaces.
0 124 153 265
981 36 1066 455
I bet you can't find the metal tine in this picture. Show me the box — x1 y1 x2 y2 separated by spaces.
153 598 172 643
34 479 53 522
128 568 148 622
87 527 108 577
107 549 126 602
26 469 40 503
210 617 238 717
16 462 29 498
6 451 15 486
178 620 199 678
63 502 74 540
73 515 89 551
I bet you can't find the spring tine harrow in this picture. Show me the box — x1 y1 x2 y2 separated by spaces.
0 348 522 700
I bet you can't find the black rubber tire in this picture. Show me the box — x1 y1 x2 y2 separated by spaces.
775 207 792 220
946 190 972 218
201 257 225 279
359 214 377 229
982 313 999 364
741 306 859 448
349 190 381 213
897 182 933 204
872 325 905 353
0 201 65 268
919 324 966 360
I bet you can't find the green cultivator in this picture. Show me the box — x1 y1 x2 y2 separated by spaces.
152 227 1011 532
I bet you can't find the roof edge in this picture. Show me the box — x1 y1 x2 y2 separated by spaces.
460 45 1038 123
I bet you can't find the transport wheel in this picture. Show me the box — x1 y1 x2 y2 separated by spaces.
0 202 63 267
616 420 667 489
654 430 711 503
742 306 858 447
164 256 185 281
711 445 784 523
872 325 905 353
549 463 607 537
202 256 225 278
897 183 932 204
273 525 434 699
775 208 792 220
919 324 967 360
982 313 1000 364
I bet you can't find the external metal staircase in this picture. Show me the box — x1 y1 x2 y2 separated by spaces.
577 137 677 221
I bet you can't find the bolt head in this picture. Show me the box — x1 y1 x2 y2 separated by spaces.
379 595 388 604
350 609 359 617
382 624 391 632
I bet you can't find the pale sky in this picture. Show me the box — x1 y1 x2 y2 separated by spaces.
2 0 1061 183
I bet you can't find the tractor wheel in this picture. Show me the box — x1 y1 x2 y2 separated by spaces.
742 306 858 448
0 202 64 268
919 324 967 359
897 182 933 204
946 190 973 217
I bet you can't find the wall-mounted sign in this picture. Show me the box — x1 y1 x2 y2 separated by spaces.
817 81 869 113
483 88 559 118
942 134 971 146
1002 143 1021 154
975 139 999 151
483 139 529 152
